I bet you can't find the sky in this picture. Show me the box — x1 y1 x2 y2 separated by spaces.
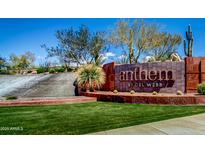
0 18 205 65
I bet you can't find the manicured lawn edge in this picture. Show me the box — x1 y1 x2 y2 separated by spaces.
1 102 205 134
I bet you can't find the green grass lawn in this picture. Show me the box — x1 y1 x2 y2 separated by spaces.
1 102 205 134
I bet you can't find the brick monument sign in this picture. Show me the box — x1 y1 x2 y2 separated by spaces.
102 57 205 93
102 61 185 93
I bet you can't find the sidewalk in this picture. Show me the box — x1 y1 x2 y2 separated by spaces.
91 113 205 135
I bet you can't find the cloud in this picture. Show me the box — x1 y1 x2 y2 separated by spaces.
37 56 45 61
101 52 116 60
118 54 128 60
104 52 115 57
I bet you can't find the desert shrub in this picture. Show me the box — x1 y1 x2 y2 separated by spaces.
130 90 135 94
6 96 18 100
176 90 183 95
67 67 73 72
0 70 6 74
197 83 205 95
55 67 65 73
152 91 157 95
0 69 9 74
49 69 55 74
37 67 45 74
76 64 105 91
113 90 118 93
73 67 78 72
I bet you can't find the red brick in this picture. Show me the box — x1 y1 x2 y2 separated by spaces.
185 57 205 92
81 91 205 105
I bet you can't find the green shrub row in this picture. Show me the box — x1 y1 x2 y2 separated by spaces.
0 69 10 74
6 96 18 100
36 67 46 74
36 67 67 74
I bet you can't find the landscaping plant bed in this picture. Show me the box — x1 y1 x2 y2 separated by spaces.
81 91 205 105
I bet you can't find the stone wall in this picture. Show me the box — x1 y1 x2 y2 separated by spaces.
82 91 205 105
185 57 205 93
102 57 205 93
101 62 116 91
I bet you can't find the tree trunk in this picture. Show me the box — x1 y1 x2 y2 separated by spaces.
64 62 69 72
129 47 134 64
135 50 141 63
129 30 134 64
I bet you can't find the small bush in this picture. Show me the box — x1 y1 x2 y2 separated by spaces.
49 69 55 74
0 69 9 74
73 67 78 72
176 90 183 95
37 68 45 74
197 83 205 95
67 67 73 72
76 64 105 90
113 90 118 94
152 91 157 95
55 67 65 73
6 96 18 100
130 90 135 94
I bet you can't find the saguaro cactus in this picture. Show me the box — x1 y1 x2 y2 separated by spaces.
184 25 194 57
